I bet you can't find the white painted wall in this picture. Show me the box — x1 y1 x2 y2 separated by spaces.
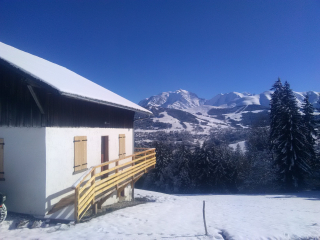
0 127 47 215
45 127 134 217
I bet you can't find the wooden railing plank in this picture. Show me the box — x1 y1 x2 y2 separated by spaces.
79 176 96 195
79 184 95 208
96 158 150 187
78 194 95 216
74 186 80 222
77 168 95 189
95 160 156 196
95 158 155 193
96 153 156 178
98 148 155 169
79 198 93 220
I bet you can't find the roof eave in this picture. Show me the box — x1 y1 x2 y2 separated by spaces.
60 92 152 115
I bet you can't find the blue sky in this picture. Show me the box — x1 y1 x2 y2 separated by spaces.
0 0 319 103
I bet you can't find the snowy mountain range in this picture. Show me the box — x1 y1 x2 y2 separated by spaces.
139 90 320 110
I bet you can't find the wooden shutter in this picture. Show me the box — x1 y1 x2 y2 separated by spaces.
119 134 126 159
0 139 4 180
74 136 87 172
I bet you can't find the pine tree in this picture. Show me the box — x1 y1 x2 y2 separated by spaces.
174 144 192 193
317 99 320 139
191 143 214 192
270 81 311 191
244 126 277 192
302 94 316 165
269 78 283 152
314 99 320 172
150 141 173 191
230 144 244 192
211 144 234 192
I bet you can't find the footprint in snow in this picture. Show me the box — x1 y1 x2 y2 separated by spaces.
97 227 108 233
47 227 61 233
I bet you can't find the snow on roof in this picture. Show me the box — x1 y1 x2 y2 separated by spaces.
0 42 151 115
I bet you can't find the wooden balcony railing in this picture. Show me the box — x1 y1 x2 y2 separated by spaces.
73 148 156 222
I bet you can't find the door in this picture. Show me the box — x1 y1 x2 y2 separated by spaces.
101 136 109 179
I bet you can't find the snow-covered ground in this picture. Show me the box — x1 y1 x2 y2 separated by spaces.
1 189 320 239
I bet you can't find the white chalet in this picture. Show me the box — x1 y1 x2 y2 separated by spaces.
0 42 156 222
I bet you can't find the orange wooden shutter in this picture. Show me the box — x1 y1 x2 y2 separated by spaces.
119 134 126 159
74 136 87 172
0 138 4 180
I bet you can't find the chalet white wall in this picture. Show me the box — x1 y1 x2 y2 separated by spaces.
45 127 133 215
0 127 47 215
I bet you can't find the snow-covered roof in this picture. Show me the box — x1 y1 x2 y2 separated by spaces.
0 42 151 115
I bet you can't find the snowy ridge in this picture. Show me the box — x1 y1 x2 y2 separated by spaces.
205 91 275 107
294 91 320 107
140 89 320 110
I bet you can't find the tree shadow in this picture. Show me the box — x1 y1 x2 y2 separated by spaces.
174 191 320 201
266 191 320 201
161 234 208 239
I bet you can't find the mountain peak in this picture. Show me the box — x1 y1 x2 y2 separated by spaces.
139 89 205 110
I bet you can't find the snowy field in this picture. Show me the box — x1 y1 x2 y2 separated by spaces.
1 189 320 239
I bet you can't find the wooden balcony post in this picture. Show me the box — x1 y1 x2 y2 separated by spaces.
131 154 135 201
91 168 97 215
74 186 79 223
116 159 119 189
132 154 135 179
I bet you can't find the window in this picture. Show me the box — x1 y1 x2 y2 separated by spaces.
0 138 4 181
74 136 87 173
